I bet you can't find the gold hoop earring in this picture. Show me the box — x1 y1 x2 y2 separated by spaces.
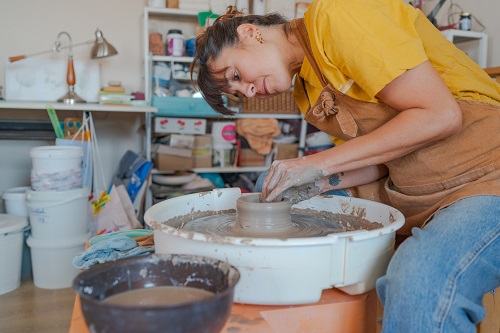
256 31 264 44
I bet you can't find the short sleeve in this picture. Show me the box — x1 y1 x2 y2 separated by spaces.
307 0 428 97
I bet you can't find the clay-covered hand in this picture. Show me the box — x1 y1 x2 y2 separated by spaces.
280 180 324 204
259 157 327 203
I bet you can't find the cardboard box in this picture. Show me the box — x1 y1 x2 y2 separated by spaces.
169 134 195 149
275 143 299 160
154 117 207 135
154 144 192 171
220 289 378 333
70 289 378 333
193 135 212 168
166 0 178 8
239 148 265 167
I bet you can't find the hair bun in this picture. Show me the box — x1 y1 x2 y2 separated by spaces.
212 6 244 25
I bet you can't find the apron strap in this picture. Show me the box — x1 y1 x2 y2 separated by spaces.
290 18 358 138
290 18 329 88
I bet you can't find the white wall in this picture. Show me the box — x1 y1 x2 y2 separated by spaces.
428 0 500 65
0 0 147 210
0 0 499 211
0 0 146 96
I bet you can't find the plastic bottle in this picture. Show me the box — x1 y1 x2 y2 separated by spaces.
166 29 185 57
186 36 196 57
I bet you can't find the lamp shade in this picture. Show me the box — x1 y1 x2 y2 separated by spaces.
91 29 118 59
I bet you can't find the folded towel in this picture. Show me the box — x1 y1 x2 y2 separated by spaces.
73 234 155 270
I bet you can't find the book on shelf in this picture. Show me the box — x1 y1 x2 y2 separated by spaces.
98 92 135 106
98 94 135 101
101 86 126 93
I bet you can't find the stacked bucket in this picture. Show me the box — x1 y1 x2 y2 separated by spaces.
25 146 90 289
0 189 29 295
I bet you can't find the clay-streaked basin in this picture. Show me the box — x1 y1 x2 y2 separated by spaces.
73 254 240 333
144 188 405 305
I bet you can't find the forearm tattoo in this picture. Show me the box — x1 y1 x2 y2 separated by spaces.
328 172 344 186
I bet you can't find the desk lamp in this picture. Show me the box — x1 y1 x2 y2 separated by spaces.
9 29 118 104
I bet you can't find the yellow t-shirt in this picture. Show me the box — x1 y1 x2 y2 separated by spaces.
295 0 500 117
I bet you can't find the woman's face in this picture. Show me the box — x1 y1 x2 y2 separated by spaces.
209 25 294 98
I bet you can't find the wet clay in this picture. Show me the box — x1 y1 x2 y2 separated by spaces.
102 286 215 306
177 194 383 239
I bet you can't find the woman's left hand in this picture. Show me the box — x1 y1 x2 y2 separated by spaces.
278 181 324 204
259 157 327 202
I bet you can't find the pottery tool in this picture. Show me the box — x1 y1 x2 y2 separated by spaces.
46 106 64 138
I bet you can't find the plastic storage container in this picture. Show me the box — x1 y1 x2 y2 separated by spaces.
152 96 219 117
0 214 29 295
26 187 90 240
2 186 30 217
30 146 83 191
212 142 234 167
166 29 185 57
27 233 89 289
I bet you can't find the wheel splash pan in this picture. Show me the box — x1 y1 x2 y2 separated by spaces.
144 188 404 305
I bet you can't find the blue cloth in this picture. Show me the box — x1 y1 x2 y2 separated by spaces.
377 196 500 333
73 234 154 270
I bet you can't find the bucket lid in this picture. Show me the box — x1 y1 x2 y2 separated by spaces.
30 146 83 159
27 233 90 249
26 187 90 201
0 214 29 234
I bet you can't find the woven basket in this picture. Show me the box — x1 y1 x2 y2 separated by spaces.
241 90 300 114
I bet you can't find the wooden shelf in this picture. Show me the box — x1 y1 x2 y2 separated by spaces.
152 166 267 174
441 29 488 68
152 55 194 62
145 7 199 18
0 101 156 113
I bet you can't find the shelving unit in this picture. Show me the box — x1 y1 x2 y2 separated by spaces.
0 100 156 144
441 29 488 68
142 7 308 209
142 7 307 174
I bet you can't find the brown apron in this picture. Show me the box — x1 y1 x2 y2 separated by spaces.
290 18 500 236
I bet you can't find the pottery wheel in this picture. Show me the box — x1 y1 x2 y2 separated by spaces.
179 194 348 238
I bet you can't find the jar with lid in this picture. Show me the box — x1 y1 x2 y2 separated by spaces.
166 29 185 57
459 12 471 31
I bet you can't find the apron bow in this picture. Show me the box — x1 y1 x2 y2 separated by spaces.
312 91 338 122
312 90 358 137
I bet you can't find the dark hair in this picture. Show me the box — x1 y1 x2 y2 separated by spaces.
190 6 289 115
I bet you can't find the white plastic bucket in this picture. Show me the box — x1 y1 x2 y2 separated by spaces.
27 233 89 289
26 187 90 240
0 214 29 295
2 186 30 217
30 146 83 191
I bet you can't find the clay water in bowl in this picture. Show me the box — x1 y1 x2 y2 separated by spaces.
73 253 240 333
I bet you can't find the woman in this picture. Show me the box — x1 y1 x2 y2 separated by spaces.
191 1 500 332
